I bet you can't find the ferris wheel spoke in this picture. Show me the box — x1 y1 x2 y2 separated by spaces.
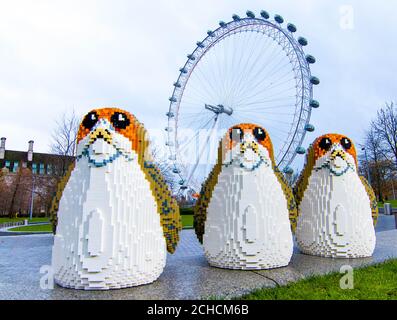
229 113 291 136
177 112 208 129
237 45 288 101
238 32 275 84
239 40 288 92
238 109 295 117
237 111 295 126
238 61 295 104
236 76 294 106
223 31 257 105
190 61 222 102
237 96 296 108
185 117 220 185
238 78 296 106
230 33 267 101
238 103 296 112
177 115 218 152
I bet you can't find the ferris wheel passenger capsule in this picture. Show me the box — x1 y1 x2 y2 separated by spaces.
274 14 284 24
305 124 315 132
219 21 226 27
246 10 255 18
260 10 270 19
306 55 316 64
232 14 241 21
179 67 188 74
187 54 195 61
298 37 308 46
196 41 205 48
296 147 306 155
287 23 297 32
169 96 177 102
172 168 181 174
310 100 320 109
166 112 174 118
310 76 320 85
173 82 181 88
283 166 294 175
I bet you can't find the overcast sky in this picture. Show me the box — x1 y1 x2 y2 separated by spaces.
0 0 396 171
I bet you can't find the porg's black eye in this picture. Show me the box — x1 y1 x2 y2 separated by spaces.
319 137 332 151
111 112 130 129
230 127 244 142
253 127 266 141
82 111 98 130
340 137 352 150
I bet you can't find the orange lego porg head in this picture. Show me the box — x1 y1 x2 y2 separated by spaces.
311 133 357 176
221 123 275 171
76 107 148 167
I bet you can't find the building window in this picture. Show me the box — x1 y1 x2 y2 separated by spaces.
5 160 10 168
39 163 45 175
47 164 52 175
12 161 19 173
22 162 27 168
32 163 37 174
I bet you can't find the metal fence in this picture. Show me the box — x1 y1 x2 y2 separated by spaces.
0 221 25 229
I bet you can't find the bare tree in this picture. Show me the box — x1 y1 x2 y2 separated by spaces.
150 145 176 192
285 171 299 187
50 110 79 157
373 102 397 167
49 110 79 177
359 125 388 202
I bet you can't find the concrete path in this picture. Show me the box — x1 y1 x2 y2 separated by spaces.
0 227 396 300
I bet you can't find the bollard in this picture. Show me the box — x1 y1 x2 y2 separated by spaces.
24 219 28 226
395 213 397 229
384 203 392 216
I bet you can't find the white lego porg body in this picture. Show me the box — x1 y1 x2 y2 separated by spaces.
195 124 295 270
51 108 181 290
295 134 377 258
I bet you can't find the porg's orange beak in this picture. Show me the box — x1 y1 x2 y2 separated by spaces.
89 128 113 145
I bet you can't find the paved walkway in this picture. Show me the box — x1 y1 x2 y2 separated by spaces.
0 225 396 300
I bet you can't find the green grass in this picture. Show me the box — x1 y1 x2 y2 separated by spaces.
182 215 193 229
9 223 52 233
0 217 49 224
378 200 397 208
239 259 397 300
180 207 194 215
4 216 194 230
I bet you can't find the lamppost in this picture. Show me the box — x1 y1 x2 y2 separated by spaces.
362 147 372 185
29 173 35 220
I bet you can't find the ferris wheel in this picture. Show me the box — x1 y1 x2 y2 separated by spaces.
165 10 320 197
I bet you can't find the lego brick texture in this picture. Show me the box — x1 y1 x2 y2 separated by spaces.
194 124 294 270
51 108 181 290
294 134 377 258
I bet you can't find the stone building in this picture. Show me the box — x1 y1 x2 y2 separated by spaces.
0 138 74 217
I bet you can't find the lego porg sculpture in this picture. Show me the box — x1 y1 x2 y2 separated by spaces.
294 134 378 258
50 108 181 290
194 124 297 270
